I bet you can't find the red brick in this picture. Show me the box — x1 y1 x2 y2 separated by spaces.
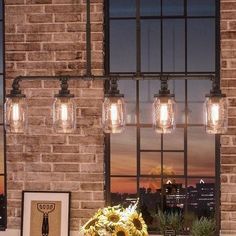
27 14 53 23
17 24 65 33
28 52 54 61
26 34 52 42
55 14 81 22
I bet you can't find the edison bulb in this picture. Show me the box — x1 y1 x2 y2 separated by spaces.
153 97 175 133
53 97 76 133
102 97 125 133
205 96 227 134
4 97 28 133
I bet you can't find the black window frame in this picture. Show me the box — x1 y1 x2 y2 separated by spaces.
0 0 6 231
104 0 221 235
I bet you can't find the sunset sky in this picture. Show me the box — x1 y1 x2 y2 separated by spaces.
111 80 215 194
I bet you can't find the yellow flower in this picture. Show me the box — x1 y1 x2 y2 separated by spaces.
112 225 131 236
81 217 99 236
101 207 123 228
128 212 148 236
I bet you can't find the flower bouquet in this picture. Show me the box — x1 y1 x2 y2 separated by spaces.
81 201 148 236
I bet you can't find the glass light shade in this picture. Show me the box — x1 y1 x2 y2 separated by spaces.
4 97 28 133
205 96 227 134
102 97 126 133
53 97 76 133
153 96 175 133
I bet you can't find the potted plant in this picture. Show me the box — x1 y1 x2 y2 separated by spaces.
157 211 182 236
80 201 148 236
190 217 215 236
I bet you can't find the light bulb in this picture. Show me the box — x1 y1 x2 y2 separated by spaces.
4 97 27 133
110 103 118 124
53 97 76 133
102 97 125 133
160 104 169 125
210 103 220 125
12 103 20 122
61 104 68 121
205 96 228 134
153 98 175 134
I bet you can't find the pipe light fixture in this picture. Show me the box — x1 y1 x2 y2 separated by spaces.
102 79 126 134
53 78 76 133
153 78 175 134
4 80 28 133
205 79 227 134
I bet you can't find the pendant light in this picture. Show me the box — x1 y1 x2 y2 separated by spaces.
205 79 227 134
5 83 28 133
53 78 76 133
102 79 125 133
153 78 175 134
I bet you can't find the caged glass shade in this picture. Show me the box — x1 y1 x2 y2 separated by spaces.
4 97 28 133
153 96 175 134
205 96 227 134
102 97 126 133
53 97 76 133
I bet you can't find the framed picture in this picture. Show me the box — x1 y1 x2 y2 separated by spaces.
21 191 71 236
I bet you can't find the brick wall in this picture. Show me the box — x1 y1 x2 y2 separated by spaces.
4 0 236 235
5 0 105 232
221 0 236 235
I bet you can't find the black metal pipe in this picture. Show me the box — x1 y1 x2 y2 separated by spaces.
86 0 92 76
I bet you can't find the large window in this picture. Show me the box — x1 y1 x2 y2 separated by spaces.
105 0 219 234
0 1 6 230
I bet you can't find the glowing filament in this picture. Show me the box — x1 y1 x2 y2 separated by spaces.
160 104 168 125
12 103 20 122
110 104 118 124
61 104 68 121
211 103 220 125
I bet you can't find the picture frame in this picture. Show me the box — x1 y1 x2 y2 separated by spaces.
21 191 71 236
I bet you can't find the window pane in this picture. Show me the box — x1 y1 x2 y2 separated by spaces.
164 153 184 175
171 79 185 102
118 80 136 124
141 0 161 16
111 177 137 205
140 80 160 123
176 102 185 124
188 0 215 16
187 178 215 218
164 128 184 150
163 178 186 212
110 20 136 72
188 79 211 102
111 127 136 175
0 127 4 174
109 0 136 17
188 103 205 124
163 20 185 72
140 178 161 192
0 25 3 73
141 152 161 175
140 178 161 231
188 127 215 176
163 0 184 16
141 20 161 73
141 128 161 150
187 19 215 72
0 2 2 20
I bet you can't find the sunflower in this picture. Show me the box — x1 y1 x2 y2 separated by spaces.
101 207 123 228
81 217 99 236
128 212 148 236
112 224 131 236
